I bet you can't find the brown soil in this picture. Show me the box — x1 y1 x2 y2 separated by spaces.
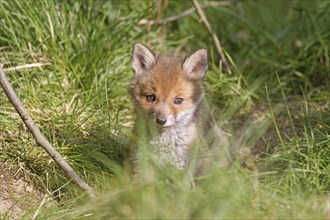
0 162 43 219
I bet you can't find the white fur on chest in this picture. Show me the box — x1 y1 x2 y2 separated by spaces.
150 122 197 169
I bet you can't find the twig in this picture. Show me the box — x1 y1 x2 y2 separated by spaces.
193 0 232 74
0 64 95 199
4 63 51 72
139 1 234 25
156 0 162 24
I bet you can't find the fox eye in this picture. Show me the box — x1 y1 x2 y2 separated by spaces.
146 94 156 102
174 98 184 105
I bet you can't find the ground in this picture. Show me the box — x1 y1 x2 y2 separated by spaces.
0 162 43 219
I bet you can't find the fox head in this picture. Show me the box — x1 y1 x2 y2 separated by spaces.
130 43 208 129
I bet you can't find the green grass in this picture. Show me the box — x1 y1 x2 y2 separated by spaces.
0 0 329 219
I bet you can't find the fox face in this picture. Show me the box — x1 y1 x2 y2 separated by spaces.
130 43 208 129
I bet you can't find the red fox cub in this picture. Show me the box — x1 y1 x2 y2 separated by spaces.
129 43 229 175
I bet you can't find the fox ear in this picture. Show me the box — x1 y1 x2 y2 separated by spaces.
182 49 208 80
132 43 156 76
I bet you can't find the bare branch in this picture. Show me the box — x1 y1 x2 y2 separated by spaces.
139 1 235 25
0 64 95 199
193 0 232 74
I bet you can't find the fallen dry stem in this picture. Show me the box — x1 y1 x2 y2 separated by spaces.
139 0 234 25
4 63 51 72
193 0 232 74
0 64 95 199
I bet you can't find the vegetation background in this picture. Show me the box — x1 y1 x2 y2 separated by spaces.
0 0 329 219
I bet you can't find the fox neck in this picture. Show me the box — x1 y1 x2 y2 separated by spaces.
150 111 198 170
134 102 203 169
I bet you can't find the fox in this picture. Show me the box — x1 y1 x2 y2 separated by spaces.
129 43 230 177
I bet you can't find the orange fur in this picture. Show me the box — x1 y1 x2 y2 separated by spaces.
131 56 204 123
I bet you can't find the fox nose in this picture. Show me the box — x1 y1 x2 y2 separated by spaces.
156 117 167 125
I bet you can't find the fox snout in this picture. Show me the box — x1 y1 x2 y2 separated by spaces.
156 117 167 126
152 107 175 128
153 114 175 128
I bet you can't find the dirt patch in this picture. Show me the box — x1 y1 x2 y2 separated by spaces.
0 161 43 219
